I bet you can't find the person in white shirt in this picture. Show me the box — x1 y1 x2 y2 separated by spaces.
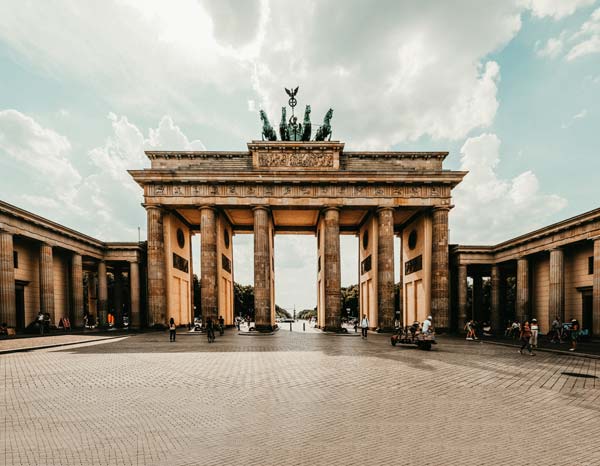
422 315 432 334
530 318 539 348
360 314 369 339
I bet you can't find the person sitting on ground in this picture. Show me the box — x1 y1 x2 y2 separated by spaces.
0 322 7 337
422 315 433 334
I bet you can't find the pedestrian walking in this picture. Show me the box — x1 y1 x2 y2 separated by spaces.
169 317 176 342
464 320 477 340
519 321 535 355
360 314 369 339
218 315 225 336
530 318 539 348
569 319 580 352
551 316 562 343
205 316 215 343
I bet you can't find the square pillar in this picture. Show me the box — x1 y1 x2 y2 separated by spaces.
0 230 16 327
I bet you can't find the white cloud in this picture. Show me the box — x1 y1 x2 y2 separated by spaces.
535 34 565 58
0 1 530 148
566 7 600 60
0 109 205 241
0 109 81 210
561 108 588 127
525 0 596 19
450 133 567 244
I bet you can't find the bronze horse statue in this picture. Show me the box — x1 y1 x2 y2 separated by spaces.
314 108 333 141
301 105 311 141
279 107 289 141
260 110 277 141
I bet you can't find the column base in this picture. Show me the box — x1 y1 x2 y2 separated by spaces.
376 327 395 333
324 325 344 333
254 324 275 333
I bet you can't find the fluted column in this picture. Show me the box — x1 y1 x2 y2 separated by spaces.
549 248 565 327
397 232 403 325
129 260 140 328
147 206 166 326
39 243 55 322
593 239 600 336
516 257 529 322
323 207 341 331
254 206 273 331
97 261 107 325
457 265 467 330
490 264 501 331
0 230 16 327
200 207 218 323
377 207 395 331
113 267 123 326
70 253 84 327
431 207 450 329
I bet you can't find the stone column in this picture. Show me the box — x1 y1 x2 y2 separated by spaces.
129 260 140 328
431 207 450 329
323 207 341 331
593 239 600 336
0 230 16 327
201 207 218 323
113 267 123 326
253 206 273 331
549 248 565 326
397 232 403 325
377 207 395 331
97 261 107 325
490 264 501 331
516 257 529 322
70 253 84 327
147 206 166 326
472 274 482 321
457 265 467 330
39 243 55 322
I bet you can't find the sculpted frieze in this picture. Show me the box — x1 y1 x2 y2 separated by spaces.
256 151 334 168
151 183 447 199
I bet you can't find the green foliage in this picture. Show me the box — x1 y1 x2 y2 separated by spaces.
340 284 359 318
297 309 316 320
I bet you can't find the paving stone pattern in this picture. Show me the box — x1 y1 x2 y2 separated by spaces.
1 329 599 466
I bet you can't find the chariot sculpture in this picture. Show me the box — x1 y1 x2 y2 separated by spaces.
260 87 333 142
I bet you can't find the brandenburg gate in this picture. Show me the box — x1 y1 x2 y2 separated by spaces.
129 95 465 332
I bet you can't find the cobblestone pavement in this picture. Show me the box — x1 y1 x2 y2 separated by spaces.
0 333 124 353
1 329 599 466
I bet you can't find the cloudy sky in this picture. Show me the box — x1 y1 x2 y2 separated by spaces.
1 0 599 310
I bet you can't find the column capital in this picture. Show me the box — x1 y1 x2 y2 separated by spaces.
432 205 451 213
144 204 164 212
322 206 341 213
376 206 395 214
252 205 270 213
199 205 217 212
